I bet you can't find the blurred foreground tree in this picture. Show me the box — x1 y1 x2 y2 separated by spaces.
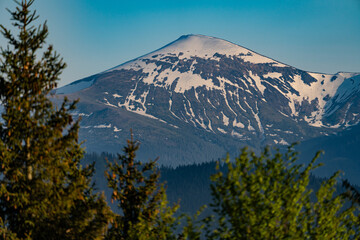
0 0 111 239
343 179 360 204
205 146 360 239
105 135 182 240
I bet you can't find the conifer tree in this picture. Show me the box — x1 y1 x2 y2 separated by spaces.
343 179 360 203
0 1 111 239
205 146 360 239
105 135 180 240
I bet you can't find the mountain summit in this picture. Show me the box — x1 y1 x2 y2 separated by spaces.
56 34 360 165
117 34 284 66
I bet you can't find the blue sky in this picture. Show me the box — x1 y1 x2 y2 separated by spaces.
1 0 359 86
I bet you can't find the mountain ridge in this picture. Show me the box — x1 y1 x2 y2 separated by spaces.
55 34 360 167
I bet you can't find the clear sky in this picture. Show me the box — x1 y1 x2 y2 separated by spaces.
1 0 359 87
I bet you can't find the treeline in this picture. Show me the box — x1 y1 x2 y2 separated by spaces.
83 142 360 239
82 152 219 214
1 1 360 239
84 152 353 215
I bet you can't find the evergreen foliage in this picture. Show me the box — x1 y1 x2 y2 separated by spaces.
0 1 111 239
343 180 360 205
205 146 360 239
105 135 180 240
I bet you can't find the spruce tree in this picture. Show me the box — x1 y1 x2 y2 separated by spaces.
0 1 111 239
105 135 179 240
343 180 360 205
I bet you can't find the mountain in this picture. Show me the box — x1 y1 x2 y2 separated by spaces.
55 34 360 167
296 123 360 184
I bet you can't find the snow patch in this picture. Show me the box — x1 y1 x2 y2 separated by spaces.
263 72 282 79
94 124 112 128
114 126 122 132
248 71 266 95
231 130 243 138
331 75 360 103
104 98 117 107
241 53 275 64
217 127 227 134
274 139 289 145
113 94 122 98
79 112 92 117
233 119 245 128
248 124 255 131
221 112 229 126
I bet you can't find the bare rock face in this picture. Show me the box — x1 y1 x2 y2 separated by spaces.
56 34 360 166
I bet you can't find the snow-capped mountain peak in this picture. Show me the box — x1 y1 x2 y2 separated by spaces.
56 35 360 161
112 34 285 71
